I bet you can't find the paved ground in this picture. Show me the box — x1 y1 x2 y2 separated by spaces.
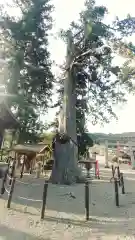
0 158 135 239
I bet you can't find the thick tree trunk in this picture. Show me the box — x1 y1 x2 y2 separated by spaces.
51 31 82 184
51 142 80 184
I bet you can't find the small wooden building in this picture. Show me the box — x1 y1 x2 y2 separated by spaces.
12 143 50 154
11 143 52 172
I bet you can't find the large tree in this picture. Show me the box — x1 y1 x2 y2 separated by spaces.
53 63 93 158
0 0 54 143
51 0 135 184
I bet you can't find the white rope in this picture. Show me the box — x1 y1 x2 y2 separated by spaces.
5 187 10 195
110 177 120 183
16 179 40 186
7 174 12 180
4 181 11 193
17 196 42 202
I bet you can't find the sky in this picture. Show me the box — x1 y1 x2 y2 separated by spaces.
1 0 135 134
46 0 135 134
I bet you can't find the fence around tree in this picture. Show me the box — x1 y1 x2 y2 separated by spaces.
0 164 49 219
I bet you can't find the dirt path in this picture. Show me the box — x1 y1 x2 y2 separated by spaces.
1 164 135 239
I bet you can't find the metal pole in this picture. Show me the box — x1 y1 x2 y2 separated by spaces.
120 173 125 194
7 177 16 208
20 155 25 178
117 166 121 186
85 180 89 220
9 160 16 185
41 180 49 219
112 165 114 178
114 178 119 207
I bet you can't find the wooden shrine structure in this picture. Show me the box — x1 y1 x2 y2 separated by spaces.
10 143 53 175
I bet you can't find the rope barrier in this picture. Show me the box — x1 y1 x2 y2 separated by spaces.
0 166 49 219
4 180 11 195
15 178 46 205
4 182 11 189
7 174 12 180
16 179 40 186
110 166 120 183
17 196 42 202
16 180 49 220
5 187 10 195
110 177 120 183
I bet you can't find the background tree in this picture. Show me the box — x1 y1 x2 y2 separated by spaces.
0 0 54 143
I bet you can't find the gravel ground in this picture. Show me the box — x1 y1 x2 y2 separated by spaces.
0 159 135 239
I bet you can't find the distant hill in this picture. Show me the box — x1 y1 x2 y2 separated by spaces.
89 132 135 142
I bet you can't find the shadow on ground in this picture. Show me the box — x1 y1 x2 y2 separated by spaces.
4 205 135 238
43 214 135 236
1 175 135 218
1 170 135 237
0 224 46 240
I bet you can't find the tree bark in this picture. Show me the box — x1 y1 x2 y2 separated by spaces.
51 31 82 184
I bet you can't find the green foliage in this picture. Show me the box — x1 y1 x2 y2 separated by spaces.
109 15 135 91
114 15 135 36
69 0 135 125
0 0 54 143
40 132 55 144
77 132 93 156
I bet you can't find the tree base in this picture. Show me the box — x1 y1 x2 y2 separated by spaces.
50 142 84 185
51 165 85 185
